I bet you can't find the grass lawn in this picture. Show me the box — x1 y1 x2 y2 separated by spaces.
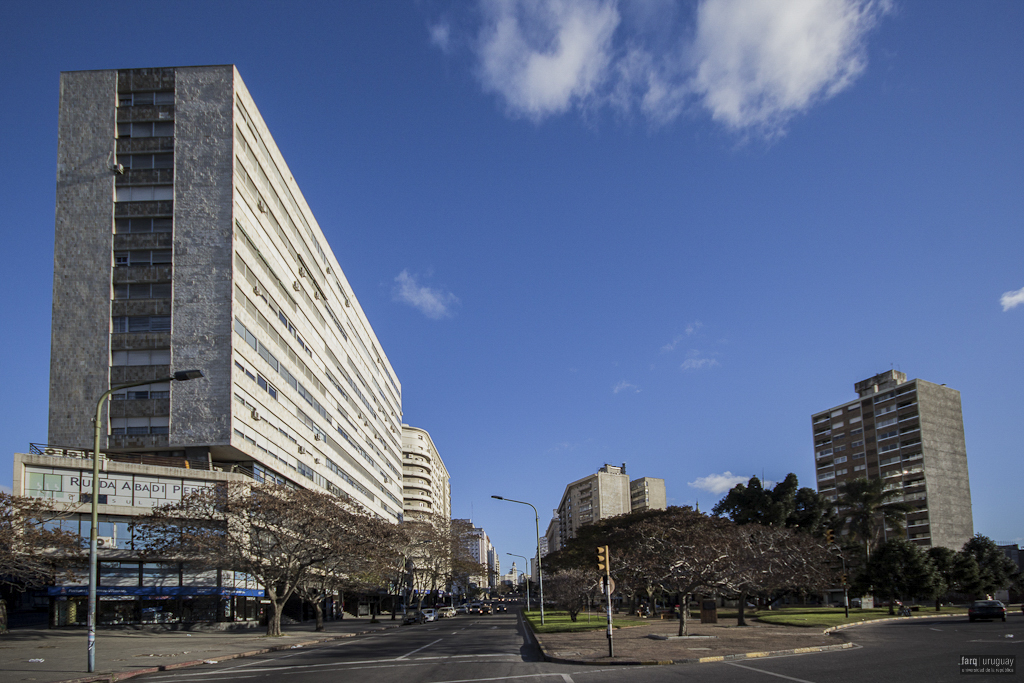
522 610 651 633
755 605 968 629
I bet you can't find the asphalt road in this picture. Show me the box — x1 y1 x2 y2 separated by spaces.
133 610 1022 683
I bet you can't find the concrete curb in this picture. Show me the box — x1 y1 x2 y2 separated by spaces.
537 640 856 666
823 611 963 634
53 625 400 683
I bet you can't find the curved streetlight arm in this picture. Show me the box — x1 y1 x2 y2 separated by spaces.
87 370 203 672
492 495 545 625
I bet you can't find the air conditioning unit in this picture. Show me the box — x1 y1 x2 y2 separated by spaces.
298 445 306 454
96 537 115 549
313 291 320 300
250 408 260 421
314 433 322 441
293 281 301 291
257 198 267 213
298 267 306 278
253 285 263 296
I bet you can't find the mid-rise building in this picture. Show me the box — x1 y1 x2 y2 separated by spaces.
461 521 498 592
24 65 406 626
401 425 451 522
629 476 667 512
812 370 973 550
551 464 667 551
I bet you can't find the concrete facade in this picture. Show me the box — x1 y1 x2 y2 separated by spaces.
47 66 404 522
551 464 668 551
812 370 973 550
629 476 667 512
401 425 451 522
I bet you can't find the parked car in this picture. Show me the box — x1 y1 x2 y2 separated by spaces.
421 608 438 622
402 611 426 625
437 607 456 619
968 600 1006 622
455 605 469 614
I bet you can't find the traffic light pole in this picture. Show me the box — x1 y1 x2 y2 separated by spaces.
597 545 613 658
829 540 849 619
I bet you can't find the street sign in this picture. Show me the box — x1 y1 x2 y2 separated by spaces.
602 575 616 594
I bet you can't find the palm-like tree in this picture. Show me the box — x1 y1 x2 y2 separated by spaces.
836 478 912 560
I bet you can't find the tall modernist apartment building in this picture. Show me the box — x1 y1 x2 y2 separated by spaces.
47 66 405 521
401 425 451 522
551 464 666 551
812 370 973 550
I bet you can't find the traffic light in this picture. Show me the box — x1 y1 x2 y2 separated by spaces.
842 574 848 586
597 545 610 574
825 529 835 545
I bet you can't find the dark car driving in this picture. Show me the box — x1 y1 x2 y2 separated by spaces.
967 600 1006 622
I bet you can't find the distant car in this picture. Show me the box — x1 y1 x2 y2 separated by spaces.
479 603 493 614
421 608 438 622
437 607 456 619
455 605 469 614
494 603 507 613
968 600 1006 622
468 603 482 614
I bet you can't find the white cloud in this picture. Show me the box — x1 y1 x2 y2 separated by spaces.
476 0 621 120
688 471 748 495
393 270 459 319
690 0 887 133
450 0 887 134
613 380 640 393
1000 286 1024 311
681 357 719 370
430 21 453 52
661 320 704 351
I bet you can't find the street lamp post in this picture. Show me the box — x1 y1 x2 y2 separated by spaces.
86 369 203 672
491 495 544 625
506 552 531 611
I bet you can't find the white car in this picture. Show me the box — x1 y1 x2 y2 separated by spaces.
437 607 456 619
420 608 438 622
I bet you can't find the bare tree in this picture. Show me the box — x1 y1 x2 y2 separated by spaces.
137 482 386 636
403 514 485 608
0 493 82 632
630 507 736 636
545 569 596 622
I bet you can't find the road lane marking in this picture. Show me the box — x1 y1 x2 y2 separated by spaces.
397 637 444 659
726 662 817 683
561 675 575 683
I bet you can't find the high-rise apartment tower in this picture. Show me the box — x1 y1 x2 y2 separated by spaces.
812 370 973 550
48 66 404 521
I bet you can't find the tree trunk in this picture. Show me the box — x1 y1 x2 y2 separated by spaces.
737 588 748 627
267 598 284 637
935 598 941 612
0 598 8 634
313 597 324 631
677 593 689 637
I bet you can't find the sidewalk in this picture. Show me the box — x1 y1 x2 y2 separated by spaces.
533 619 852 665
1 616 401 683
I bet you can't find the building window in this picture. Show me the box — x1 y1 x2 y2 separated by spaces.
111 349 170 366
112 316 171 333
117 121 174 138
110 416 169 435
114 250 172 267
113 283 172 299
115 185 174 202
115 217 172 234
118 91 174 107
111 382 170 400
117 153 174 169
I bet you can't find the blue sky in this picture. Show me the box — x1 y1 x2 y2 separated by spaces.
1 1 1021 564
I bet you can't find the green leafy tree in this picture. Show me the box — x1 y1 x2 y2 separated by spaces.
927 546 981 609
836 478 912 560
857 539 941 614
960 534 1020 599
713 474 836 535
